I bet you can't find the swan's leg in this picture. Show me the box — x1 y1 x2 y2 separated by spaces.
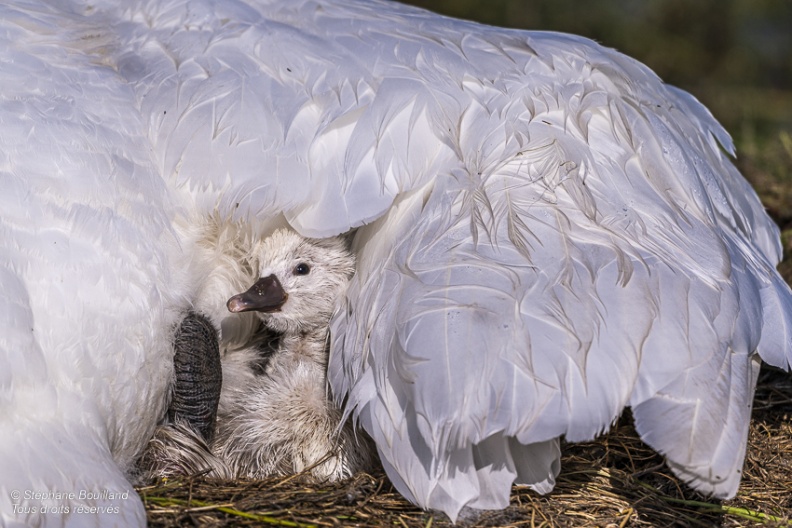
168 312 222 442
135 312 225 481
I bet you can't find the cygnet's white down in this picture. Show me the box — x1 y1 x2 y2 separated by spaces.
141 228 374 482
2 0 791 525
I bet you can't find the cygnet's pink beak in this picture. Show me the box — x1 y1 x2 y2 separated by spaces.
227 274 288 313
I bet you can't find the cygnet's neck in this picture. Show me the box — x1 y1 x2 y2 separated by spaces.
284 326 328 347
268 321 330 366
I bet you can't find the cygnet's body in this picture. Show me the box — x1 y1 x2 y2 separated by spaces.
142 228 373 482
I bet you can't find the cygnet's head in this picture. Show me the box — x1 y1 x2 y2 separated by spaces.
226 229 354 335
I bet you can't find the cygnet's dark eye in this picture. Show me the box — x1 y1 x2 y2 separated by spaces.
293 263 311 276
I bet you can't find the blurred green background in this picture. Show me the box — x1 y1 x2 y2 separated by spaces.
402 0 792 280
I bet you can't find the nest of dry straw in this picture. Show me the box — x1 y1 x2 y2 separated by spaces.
139 366 792 528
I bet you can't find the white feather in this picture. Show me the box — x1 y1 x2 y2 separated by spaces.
0 2 187 526
2 0 791 525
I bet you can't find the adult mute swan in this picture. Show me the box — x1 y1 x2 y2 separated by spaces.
0 2 192 527
2 0 791 525
142 228 373 481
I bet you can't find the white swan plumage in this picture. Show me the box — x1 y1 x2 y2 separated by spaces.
0 2 188 526
1 0 791 525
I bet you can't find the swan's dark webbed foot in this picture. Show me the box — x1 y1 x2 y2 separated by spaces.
169 312 222 442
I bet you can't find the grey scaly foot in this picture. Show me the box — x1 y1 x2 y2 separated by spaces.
168 312 222 442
